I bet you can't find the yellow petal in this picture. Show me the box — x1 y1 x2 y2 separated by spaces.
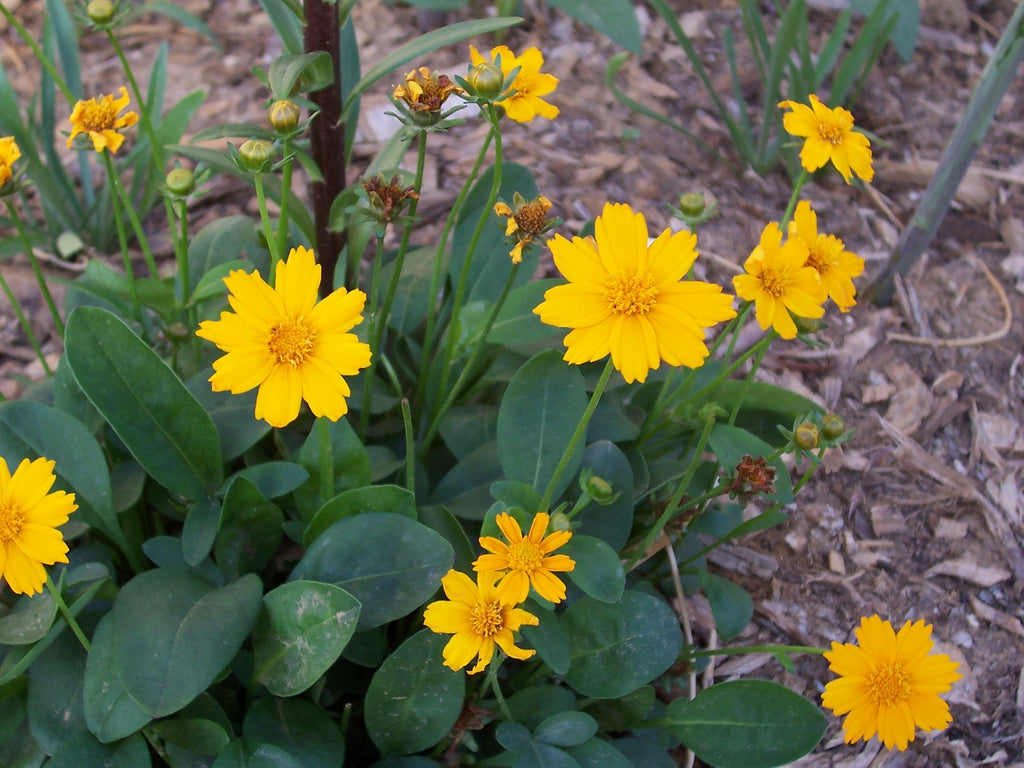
254 364 302 428
529 569 567 603
298 357 352 421
495 512 524 543
646 228 698 285
276 246 320 317
443 631 482 672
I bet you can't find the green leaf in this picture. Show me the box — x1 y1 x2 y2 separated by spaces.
699 381 821 448
506 686 577 731
186 215 265 296
27 630 87 753
256 0 304 55
64 307 223 499
147 718 230 755
429 441 503 520
303 485 417 546
182 496 222 567
365 630 465 756
565 739 632 768
0 592 56 645
699 572 753 641
231 461 309 499
214 477 284 582
382 246 440 334
547 0 641 53
663 680 827 767
269 52 333 97
243 697 345 768
213 740 306 768
575 442 634 551
520 605 571 676
487 279 562 346
495 722 580 768
140 1 222 49
438 405 497 461
252 580 361 697
563 535 625 603
45 731 151 768
290 513 453 629
562 592 683 698
83 614 152 742
295 418 371 515
497 350 587 500
534 711 598 748
108 569 262 718
187 369 270 461
583 686 655 731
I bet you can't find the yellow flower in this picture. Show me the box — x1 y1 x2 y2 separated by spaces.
822 615 961 751
469 45 558 123
732 221 824 339
66 86 139 154
474 512 574 604
423 569 539 674
534 202 736 384
779 95 873 184
494 193 555 264
0 136 20 190
788 201 864 312
393 67 463 119
196 246 372 428
0 457 77 596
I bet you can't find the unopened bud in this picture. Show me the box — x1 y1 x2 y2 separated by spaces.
87 0 115 23
821 413 845 441
794 421 819 450
467 62 504 100
678 192 707 218
165 168 195 196
268 99 300 133
792 313 823 335
238 139 275 173
584 475 616 504
166 322 191 341
549 511 571 532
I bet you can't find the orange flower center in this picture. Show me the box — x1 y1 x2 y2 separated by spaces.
77 98 121 132
514 202 550 235
805 244 830 275
867 661 912 707
817 120 846 146
0 500 24 543
507 540 543 573
471 600 505 638
267 318 315 366
760 268 791 299
606 272 657 315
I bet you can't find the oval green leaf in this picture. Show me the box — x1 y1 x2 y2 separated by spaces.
563 534 625 604
243 697 345 768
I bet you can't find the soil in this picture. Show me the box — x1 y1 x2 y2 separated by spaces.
2 0 1023 765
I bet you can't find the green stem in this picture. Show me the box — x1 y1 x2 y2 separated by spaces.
0 6 73 102
104 152 158 277
418 262 521 456
275 140 295 261
728 338 770 426
317 417 334 504
45 574 90 652
0 265 51 376
254 173 280 281
6 200 64 338
358 236 386 436
176 199 191 306
538 359 615 512
402 398 415 494
683 643 825 659
101 151 143 326
778 168 808 229
483 654 514 721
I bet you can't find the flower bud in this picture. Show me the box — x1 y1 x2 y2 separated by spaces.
549 511 571 532
165 322 191 342
467 62 504 100
791 313 823 335
678 192 707 218
238 139 275 173
794 421 819 450
584 475 615 504
821 413 846 441
86 0 115 23
165 167 195 196
267 99 300 133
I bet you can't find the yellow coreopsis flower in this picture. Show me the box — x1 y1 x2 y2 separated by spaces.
779 94 873 184
423 569 539 674
0 457 77 596
0 136 20 190
788 201 865 312
822 615 961 751
196 246 372 428
469 44 558 123
473 512 574 603
66 86 139 154
534 202 737 384
732 221 824 339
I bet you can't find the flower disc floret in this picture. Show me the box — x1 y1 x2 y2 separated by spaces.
469 44 558 123
779 95 873 184
195 245 372 428
822 615 961 751
474 512 575 603
423 569 539 674
66 87 139 154
0 457 77 596
534 202 736 383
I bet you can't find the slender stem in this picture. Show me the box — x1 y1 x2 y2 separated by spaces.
45 574 90 652
483 654 514 721
419 262 521 455
728 338 770 426
254 173 280 280
275 140 295 262
6 200 64 338
778 168 808 229
683 643 825 659
317 417 334 504
0 6 74 102
105 152 158 277
538 359 616 512
176 199 191 306
401 398 415 494
0 266 51 375
101 151 143 326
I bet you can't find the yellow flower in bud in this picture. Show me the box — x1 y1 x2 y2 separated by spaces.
779 95 873 184
86 0 115 23
66 86 139 154
469 45 558 123
267 99 300 133
0 136 21 190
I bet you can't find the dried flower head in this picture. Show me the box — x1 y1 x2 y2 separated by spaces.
732 455 776 496
494 192 556 264
66 86 139 154
362 174 419 226
393 67 463 126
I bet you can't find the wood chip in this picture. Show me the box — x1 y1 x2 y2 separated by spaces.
934 518 969 539
869 505 905 536
925 554 1011 587
969 595 1024 639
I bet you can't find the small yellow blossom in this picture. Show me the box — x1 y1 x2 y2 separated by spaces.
788 201 864 312
196 246 372 428
0 136 20 190
732 221 824 339
822 615 961 751
534 202 736 384
494 193 555 264
779 95 873 184
474 512 574 603
0 457 77 596
423 569 539 674
66 86 139 154
469 45 558 123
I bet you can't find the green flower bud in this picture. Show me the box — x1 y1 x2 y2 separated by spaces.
86 0 115 23
678 192 707 218
792 313 823 335
238 139 275 173
794 421 819 450
165 322 191 342
467 62 504 100
549 511 571 532
821 413 846 441
268 99 300 133
165 167 195 196
584 475 616 504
